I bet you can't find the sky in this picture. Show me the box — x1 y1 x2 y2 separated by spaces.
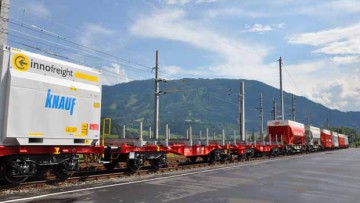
6 0 360 112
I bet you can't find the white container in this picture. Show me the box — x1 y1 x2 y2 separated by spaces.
344 135 349 145
0 46 102 146
331 132 339 147
306 125 321 145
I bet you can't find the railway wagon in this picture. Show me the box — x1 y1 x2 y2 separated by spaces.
305 126 321 152
338 134 345 148
320 129 333 150
344 135 349 148
332 132 339 149
267 120 305 153
338 134 348 148
0 46 103 183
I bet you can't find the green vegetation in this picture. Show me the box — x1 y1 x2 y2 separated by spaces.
330 126 360 147
102 79 360 138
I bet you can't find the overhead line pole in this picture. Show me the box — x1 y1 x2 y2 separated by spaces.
278 57 284 120
272 97 277 120
240 81 245 142
154 50 160 139
0 0 9 46
291 94 296 121
260 93 264 141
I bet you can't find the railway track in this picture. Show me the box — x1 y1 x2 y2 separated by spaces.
0 151 314 193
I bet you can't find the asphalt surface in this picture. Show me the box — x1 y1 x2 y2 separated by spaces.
2 149 360 203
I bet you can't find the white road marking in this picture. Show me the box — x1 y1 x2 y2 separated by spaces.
1 155 313 203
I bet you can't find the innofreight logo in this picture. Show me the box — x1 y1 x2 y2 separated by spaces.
12 53 30 72
12 52 73 78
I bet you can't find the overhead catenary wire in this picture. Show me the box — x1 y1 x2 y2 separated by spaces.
1 16 153 70
282 64 306 97
1 36 138 81
2 16 189 82
4 28 153 76
2 5 249 108
3 28 151 73
8 2 154 65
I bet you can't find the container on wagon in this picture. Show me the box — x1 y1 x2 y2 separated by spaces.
320 129 332 149
338 134 347 148
331 132 339 148
305 125 321 146
0 46 102 146
344 135 349 146
267 120 305 145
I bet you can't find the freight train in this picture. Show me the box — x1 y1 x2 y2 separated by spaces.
0 46 349 184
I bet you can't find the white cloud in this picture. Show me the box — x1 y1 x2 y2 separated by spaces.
298 0 360 15
207 8 268 18
27 2 50 18
289 23 360 64
130 8 359 111
195 0 218 4
324 0 360 13
289 23 360 46
130 9 268 79
80 24 115 48
332 56 360 64
314 39 360 55
102 63 130 85
311 71 360 111
162 65 204 79
243 24 273 33
242 23 285 33
281 60 360 111
163 0 218 5
163 0 190 5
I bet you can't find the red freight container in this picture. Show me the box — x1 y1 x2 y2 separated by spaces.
320 129 333 149
267 120 305 146
338 134 346 148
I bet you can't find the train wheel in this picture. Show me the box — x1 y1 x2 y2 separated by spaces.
4 173 29 185
219 156 226 164
150 155 167 170
53 162 74 180
2 158 29 184
52 157 79 180
189 156 198 164
127 159 141 172
104 161 118 171
201 155 209 162
208 152 216 164
3 166 29 184
237 154 243 161
150 159 161 170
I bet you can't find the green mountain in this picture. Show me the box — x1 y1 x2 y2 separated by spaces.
102 78 360 137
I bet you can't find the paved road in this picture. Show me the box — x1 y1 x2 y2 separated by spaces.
2 149 360 203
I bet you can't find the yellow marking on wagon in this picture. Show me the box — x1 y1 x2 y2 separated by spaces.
93 102 100 108
65 126 78 133
54 147 60 155
75 72 98 82
28 132 44 136
69 86 77 91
